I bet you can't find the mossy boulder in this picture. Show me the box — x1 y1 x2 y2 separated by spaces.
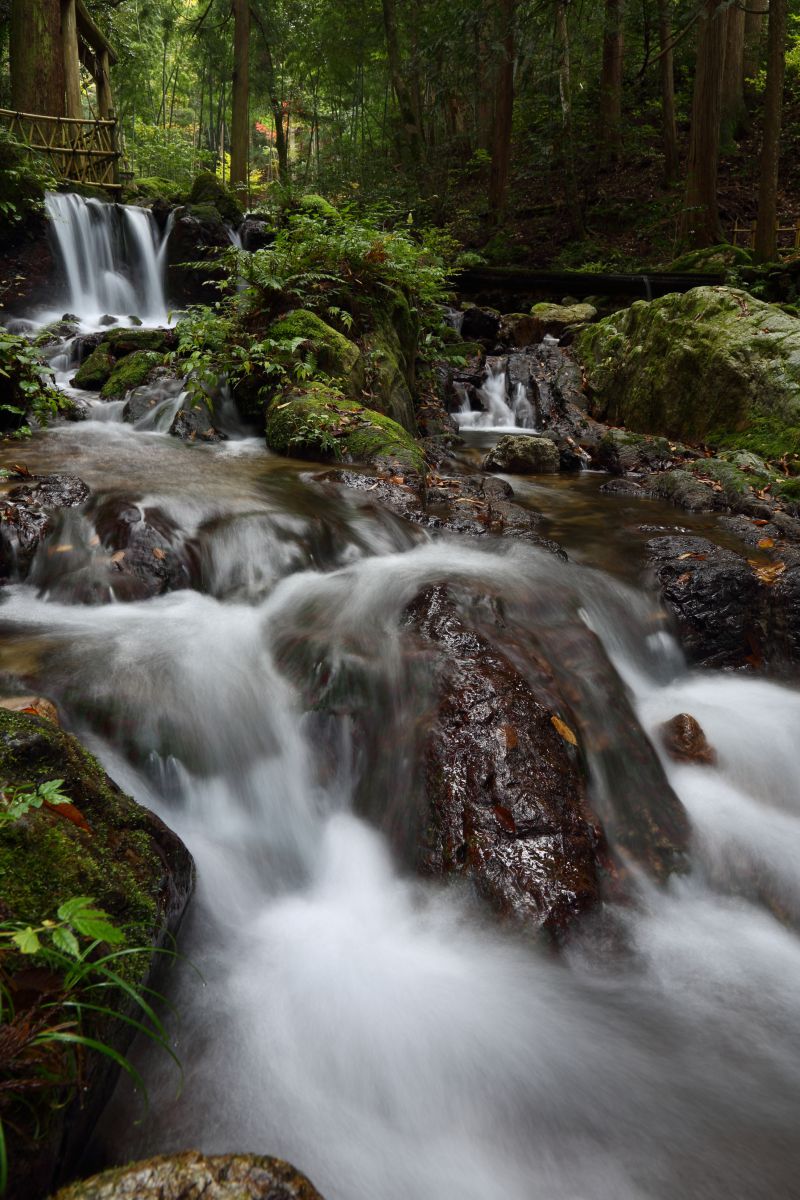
363 319 418 434
101 327 174 356
297 192 342 223
33 319 80 349
0 706 193 1199
270 310 365 397
529 302 598 342
121 176 186 205
576 287 800 458
50 1152 325 1200
71 346 115 391
100 350 163 399
187 171 243 226
266 384 425 474
667 244 752 274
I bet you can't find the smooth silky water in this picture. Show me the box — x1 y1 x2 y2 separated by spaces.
4 202 800 1199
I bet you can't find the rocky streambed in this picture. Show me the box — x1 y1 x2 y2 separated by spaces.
2 196 800 1198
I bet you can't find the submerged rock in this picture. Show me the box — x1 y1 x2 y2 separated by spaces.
50 1152 324 1200
0 708 193 1200
0 472 90 583
407 586 610 938
484 434 560 475
169 403 226 443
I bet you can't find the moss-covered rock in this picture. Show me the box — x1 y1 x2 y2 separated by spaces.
529 302 597 341
187 171 243 226
363 323 417 434
576 287 800 458
266 384 425 474
297 192 342 223
71 346 115 391
50 1151 324 1200
121 176 186 205
667 244 752 273
0 707 193 1200
101 327 174 355
270 310 365 397
100 350 163 399
33 319 80 349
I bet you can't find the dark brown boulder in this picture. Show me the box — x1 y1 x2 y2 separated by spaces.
647 535 760 669
407 586 612 939
659 713 717 766
49 1152 324 1200
0 473 90 583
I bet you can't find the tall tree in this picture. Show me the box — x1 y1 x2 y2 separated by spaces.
554 0 584 236
755 0 787 260
599 0 624 164
9 0 65 116
721 1 746 144
381 0 422 168
681 0 727 248
657 0 679 185
230 0 250 188
488 0 515 218
743 0 769 85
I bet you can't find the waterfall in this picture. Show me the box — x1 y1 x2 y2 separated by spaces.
454 360 536 433
45 192 171 326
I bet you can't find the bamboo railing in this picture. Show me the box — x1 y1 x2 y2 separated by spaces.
0 108 121 191
732 219 800 251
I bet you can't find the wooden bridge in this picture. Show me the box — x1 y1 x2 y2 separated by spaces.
2 0 121 192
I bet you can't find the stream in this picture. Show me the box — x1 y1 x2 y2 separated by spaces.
4 196 800 1200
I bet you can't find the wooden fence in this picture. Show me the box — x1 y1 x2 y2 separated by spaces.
0 108 121 192
732 219 800 251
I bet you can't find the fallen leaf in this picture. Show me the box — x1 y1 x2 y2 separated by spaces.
390 475 405 484
110 550 126 564
749 560 786 585
757 537 775 550
46 800 91 833
152 547 166 560
492 804 517 834
48 544 74 554
89 534 100 547
502 724 518 750
677 571 691 585
551 715 578 746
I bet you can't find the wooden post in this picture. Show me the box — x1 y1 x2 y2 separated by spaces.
97 47 113 120
62 0 82 119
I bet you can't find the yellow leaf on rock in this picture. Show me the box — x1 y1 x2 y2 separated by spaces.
551 715 578 746
757 537 775 550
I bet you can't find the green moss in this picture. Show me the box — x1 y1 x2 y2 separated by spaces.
362 323 416 433
72 347 115 391
266 384 425 474
122 176 186 204
102 328 173 355
667 244 753 273
442 341 483 363
33 320 80 349
187 172 243 225
297 193 342 223
100 351 163 399
269 309 365 396
708 413 800 460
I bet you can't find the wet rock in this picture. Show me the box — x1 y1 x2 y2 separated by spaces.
593 429 684 475
91 496 191 600
100 351 164 400
240 216 273 251
101 327 175 356
460 305 501 343
0 708 194 1200
529 302 597 343
0 473 90 582
169 403 226 443
599 478 645 497
498 312 539 348
98 314 117 327
659 713 717 765
407 586 609 938
641 469 717 512
49 1152 324 1200
484 434 560 475
770 565 800 666
647 535 759 669
71 346 115 391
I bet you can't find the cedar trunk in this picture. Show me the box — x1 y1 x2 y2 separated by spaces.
555 0 584 237
721 2 747 144
681 0 727 248
658 0 679 185
488 0 515 218
230 0 251 189
755 0 787 261
10 0 66 117
599 0 624 163
382 0 422 168
744 0 769 85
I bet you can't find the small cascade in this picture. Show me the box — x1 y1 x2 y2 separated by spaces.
45 192 172 327
454 359 537 433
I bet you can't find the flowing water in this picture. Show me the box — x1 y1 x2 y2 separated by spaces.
4 204 800 1199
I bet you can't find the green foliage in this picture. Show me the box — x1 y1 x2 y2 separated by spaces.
0 128 55 236
0 779 70 828
126 122 212 190
0 332 65 437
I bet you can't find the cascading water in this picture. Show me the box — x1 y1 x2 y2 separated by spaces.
45 192 172 326
2 307 800 1197
454 359 536 432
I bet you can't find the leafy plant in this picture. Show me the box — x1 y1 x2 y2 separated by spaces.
0 332 65 438
0 779 70 828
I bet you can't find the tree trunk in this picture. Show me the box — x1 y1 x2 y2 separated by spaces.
744 0 769 86
61 0 82 120
555 0 584 237
230 0 250 189
658 0 679 184
10 0 66 117
599 0 624 164
681 0 727 248
381 0 422 167
721 2 746 145
488 0 515 218
755 0 787 260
